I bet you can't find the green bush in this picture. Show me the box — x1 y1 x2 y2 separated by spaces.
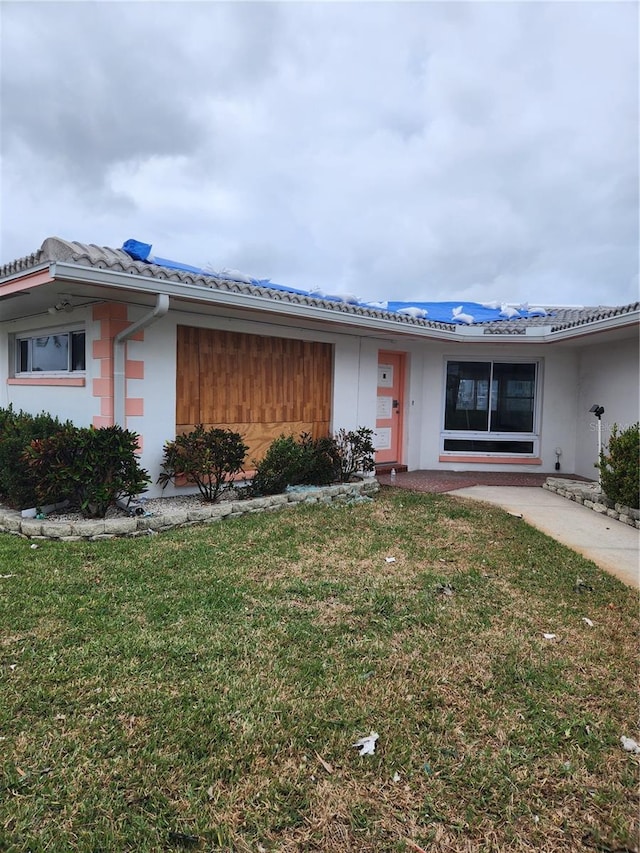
157 425 248 502
24 425 150 518
250 432 338 496
249 435 306 497
0 405 70 510
332 427 376 482
249 429 374 496
599 422 639 510
297 432 340 486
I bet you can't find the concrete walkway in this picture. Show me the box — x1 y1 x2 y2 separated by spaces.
448 485 639 589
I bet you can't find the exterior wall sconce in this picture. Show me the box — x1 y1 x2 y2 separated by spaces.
554 446 562 471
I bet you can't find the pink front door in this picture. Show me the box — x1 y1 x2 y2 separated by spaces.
374 352 405 465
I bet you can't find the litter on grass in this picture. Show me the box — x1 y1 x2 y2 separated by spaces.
435 583 454 596
30 544 38 549
582 617 594 627
385 556 396 563
352 731 379 756
315 752 334 774
620 736 640 754
542 633 557 640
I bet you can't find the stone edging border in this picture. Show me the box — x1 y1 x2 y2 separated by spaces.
543 477 639 529
0 480 381 542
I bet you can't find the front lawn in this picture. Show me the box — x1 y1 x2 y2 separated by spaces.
1 489 637 852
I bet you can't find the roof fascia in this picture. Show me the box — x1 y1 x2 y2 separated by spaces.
46 261 638 344
0 264 54 294
49 261 463 341
548 311 640 341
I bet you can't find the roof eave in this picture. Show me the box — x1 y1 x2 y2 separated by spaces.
49 261 463 340
548 310 640 341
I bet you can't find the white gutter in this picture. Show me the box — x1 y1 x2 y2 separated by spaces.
113 293 170 426
47 261 639 345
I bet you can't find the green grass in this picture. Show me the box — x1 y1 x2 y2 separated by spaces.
1 488 638 852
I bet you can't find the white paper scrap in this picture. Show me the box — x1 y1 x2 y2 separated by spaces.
352 731 379 756
620 736 640 754
582 617 594 627
542 633 557 640
385 557 396 564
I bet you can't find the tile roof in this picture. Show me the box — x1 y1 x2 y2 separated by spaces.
1 236 638 334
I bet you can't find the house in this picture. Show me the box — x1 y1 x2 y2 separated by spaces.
1 236 638 497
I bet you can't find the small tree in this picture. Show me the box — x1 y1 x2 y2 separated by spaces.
332 427 376 482
157 425 248 502
25 425 150 518
599 422 639 510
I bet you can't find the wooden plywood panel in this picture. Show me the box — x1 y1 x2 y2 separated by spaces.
176 326 333 461
177 421 331 465
176 326 200 426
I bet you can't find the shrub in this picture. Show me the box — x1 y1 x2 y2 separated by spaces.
249 429 372 496
250 427 377 496
25 425 150 518
250 432 338 496
249 434 305 497
157 425 248 502
332 427 376 482
297 432 339 486
599 422 639 510
0 405 70 510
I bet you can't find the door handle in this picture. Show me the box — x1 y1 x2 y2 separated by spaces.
392 399 399 409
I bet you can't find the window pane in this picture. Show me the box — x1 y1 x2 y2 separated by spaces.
31 334 69 371
445 362 491 431
443 439 535 453
71 332 86 371
18 339 29 372
490 363 536 433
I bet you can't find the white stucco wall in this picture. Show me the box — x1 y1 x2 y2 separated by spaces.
0 306 97 426
135 310 382 496
398 343 581 474
574 337 640 479
3 300 635 494
122 312 176 493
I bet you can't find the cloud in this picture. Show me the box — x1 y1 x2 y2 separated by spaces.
1 1 637 306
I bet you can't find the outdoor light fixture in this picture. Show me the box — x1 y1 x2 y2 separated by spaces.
48 299 73 315
589 405 605 486
554 446 562 471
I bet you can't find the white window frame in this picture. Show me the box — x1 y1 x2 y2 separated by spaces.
440 357 543 457
13 325 86 377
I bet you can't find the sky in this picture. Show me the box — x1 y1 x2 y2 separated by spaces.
1 1 638 307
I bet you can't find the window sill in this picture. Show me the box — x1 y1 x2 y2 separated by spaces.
439 454 542 465
8 376 86 387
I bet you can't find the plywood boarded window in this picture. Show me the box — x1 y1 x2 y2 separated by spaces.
176 326 333 463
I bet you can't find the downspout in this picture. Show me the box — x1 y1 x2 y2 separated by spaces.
113 294 170 427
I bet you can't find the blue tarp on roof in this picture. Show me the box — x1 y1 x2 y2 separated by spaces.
121 240 550 324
